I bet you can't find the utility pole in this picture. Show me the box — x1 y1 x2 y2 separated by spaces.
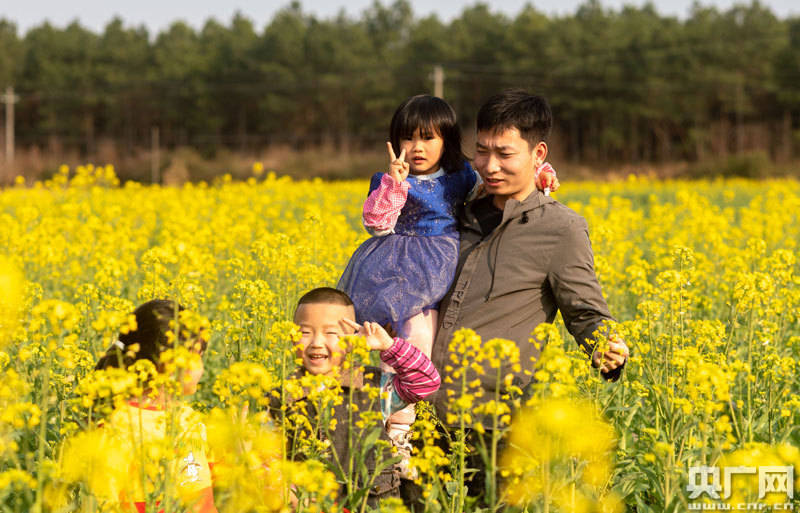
151 126 160 184
735 72 744 154
2 86 18 164
431 65 444 99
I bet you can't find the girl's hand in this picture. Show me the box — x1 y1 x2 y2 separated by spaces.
536 162 560 194
340 318 395 351
386 141 410 183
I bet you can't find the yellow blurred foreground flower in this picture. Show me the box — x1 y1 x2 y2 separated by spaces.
57 427 133 506
717 442 800 507
501 398 622 512
205 407 339 512
0 256 24 347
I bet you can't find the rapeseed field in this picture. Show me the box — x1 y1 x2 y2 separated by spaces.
0 164 798 512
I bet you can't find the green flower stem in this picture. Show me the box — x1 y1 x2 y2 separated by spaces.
32 346 52 513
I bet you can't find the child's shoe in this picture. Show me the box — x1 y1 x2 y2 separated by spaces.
387 423 417 480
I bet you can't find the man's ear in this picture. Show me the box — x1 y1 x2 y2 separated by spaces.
532 141 548 167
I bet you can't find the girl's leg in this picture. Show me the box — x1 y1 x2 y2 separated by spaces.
378 308 437 375
386 308 436 423
398 308 436 356
383 309 437 479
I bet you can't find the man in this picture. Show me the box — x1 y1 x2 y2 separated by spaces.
429 88 629 442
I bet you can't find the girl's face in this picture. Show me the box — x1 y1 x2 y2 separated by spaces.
400 128 444 175
179 342 206 396
181 355 204 395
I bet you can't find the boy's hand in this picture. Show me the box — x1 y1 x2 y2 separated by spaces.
592 334 629 373
340 318 395 351
386 142 410 184
536 162 559 194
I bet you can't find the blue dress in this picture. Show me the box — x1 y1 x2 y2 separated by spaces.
338 163 477 327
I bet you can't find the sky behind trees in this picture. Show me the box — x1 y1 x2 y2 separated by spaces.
2 0 798 34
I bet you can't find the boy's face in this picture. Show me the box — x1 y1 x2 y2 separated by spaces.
474 127 547 206
294 302 356 377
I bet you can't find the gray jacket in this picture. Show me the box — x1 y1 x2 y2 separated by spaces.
430 190 615 415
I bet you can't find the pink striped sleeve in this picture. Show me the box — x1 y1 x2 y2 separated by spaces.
380 337 441 403
362 174 410 234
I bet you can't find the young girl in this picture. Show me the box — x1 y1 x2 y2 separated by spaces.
337 95 557 476
95 299 217 513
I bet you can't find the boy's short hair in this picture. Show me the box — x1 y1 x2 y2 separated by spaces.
296 287 354 311
476 89 552 148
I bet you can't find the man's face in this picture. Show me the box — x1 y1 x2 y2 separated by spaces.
474 127 547 207
293 302 356 377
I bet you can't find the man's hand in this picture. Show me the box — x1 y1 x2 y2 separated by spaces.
472 182 488 200
592 335 629 374
536 162 560 194
387 141 410 184
340 318 395 351
382 322 398 339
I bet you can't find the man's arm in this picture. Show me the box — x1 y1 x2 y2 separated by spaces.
547 216 628 380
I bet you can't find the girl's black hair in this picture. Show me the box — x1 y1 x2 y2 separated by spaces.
95 299 202 370
389 95 467 174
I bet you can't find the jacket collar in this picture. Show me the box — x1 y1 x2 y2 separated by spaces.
463 189 555 229
499 189 555 223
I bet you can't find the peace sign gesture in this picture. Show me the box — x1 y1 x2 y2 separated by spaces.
386 141 410 184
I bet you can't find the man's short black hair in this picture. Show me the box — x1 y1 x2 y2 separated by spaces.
476 89 552 148
296 287 354 309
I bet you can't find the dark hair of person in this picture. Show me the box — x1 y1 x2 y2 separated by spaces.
389 95 467 174
296 287 354 313
95 299 203 370
476 89 553 148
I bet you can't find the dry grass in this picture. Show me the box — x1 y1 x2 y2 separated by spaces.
1 143 796 186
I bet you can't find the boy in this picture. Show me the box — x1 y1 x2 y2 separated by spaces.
274 287 440 507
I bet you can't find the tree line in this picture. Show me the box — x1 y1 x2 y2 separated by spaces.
1 0 799 168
